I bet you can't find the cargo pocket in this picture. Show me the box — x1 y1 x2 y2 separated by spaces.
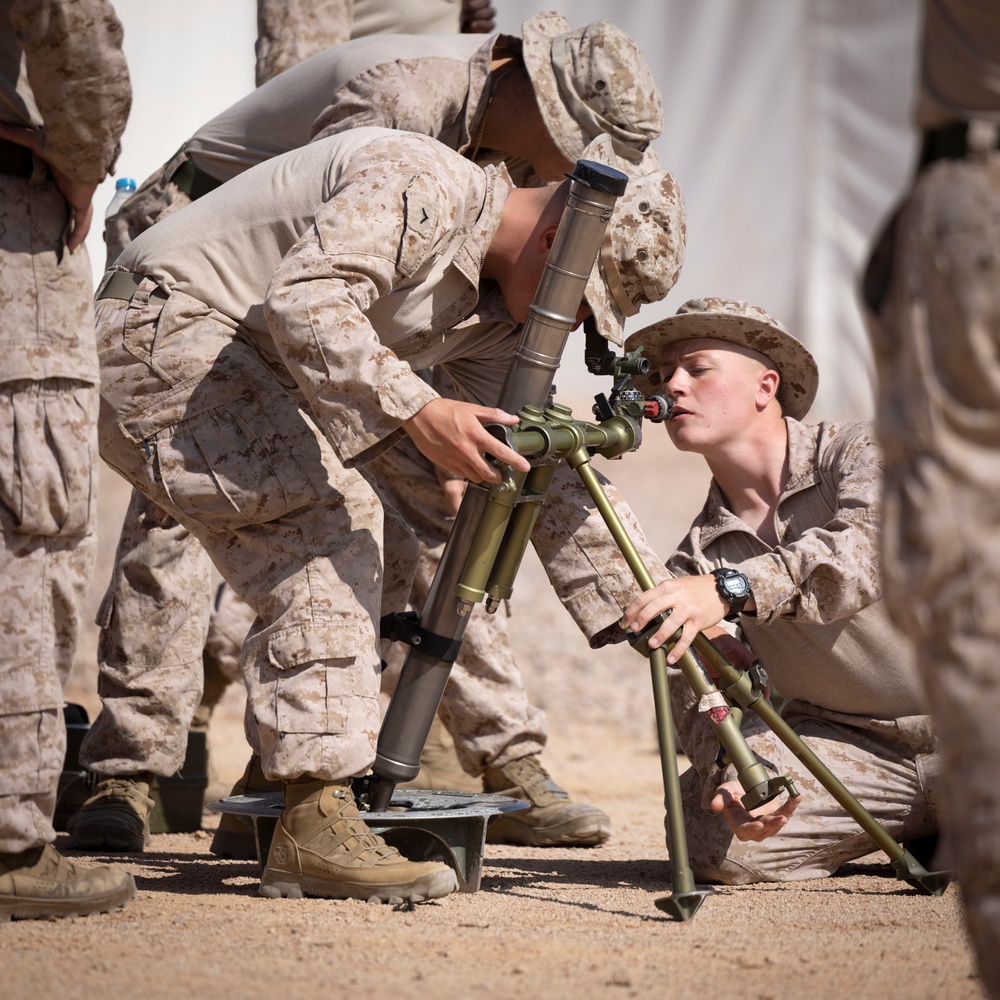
266 620 381 739
0 381 97 537
0 705 64 796
154 401 294 529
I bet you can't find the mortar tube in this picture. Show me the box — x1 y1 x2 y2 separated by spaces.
368 159 628 811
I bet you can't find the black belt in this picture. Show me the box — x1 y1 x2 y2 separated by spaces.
169 158 223 200
920 121 1000 169
0 136 35 178
95 269 169 305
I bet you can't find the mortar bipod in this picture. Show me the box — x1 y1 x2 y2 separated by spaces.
493 393 953 915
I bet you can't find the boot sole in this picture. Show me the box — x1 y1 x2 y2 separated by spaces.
0 875 137 922
486 814 611 847
258 865 458 903
67 826 149 852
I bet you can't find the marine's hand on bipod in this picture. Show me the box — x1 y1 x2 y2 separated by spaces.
710 779 801 842
619 575 731 664
404 397 530 485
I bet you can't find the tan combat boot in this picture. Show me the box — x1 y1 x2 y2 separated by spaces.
0 844 136 921
260 778 459 903
483 754 611 846
66 774 154 852
209 753 283 860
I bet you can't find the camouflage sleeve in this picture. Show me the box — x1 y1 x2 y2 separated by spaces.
533 466 672 642
11 0 131 183
664 424 885 625
672 424 878 628
263 141 463 465
256 0 352 87
310 57 472 145
740 423 884 624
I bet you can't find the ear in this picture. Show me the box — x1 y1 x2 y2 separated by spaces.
757 368 780 409
540 221 560 254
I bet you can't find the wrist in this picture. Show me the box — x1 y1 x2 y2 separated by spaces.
711 567 751 622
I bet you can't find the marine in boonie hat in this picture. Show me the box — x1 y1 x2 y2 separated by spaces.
521 11 663 173
580 135 686 347
623 298 820 420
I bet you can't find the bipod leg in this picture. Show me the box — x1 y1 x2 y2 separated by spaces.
647 644 713 920
562 452 712 918
690 634 952 896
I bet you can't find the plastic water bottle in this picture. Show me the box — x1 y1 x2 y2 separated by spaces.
105 176 136 219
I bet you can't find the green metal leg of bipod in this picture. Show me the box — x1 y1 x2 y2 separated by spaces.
564 451 718 917
689 633 952 896
648 644 714 920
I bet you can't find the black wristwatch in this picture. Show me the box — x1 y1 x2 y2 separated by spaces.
711 567 751 622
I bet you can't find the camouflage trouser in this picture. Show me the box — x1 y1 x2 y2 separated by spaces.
95 293 662 778
868 144 1000 996
80 490 215 776
85 168 211 775
0 170 100 852
82 439 549 779
673 675 940 883
97 291 419 782
84 406 655 780
0 379 99 852
255 0 351 86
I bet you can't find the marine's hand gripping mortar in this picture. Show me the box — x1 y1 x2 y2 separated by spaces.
362 158 952 919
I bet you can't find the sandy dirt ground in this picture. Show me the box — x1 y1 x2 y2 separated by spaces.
8 395 987 1000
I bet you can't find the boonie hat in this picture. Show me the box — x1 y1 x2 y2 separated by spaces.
521 12 663 172
623 298 819 419
581 136 686 346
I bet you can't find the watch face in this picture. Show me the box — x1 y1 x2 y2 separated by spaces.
726 576 750 598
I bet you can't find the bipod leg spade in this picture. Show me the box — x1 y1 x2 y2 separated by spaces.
646 643 713 920
690 633 953 896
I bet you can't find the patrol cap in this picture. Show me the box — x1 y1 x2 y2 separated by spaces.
623 298 820 419
581 136 686 346
521 11 663 171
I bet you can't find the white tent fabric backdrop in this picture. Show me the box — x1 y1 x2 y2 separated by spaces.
85 0 923 419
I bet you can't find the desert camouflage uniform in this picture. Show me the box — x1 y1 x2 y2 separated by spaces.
0 0 129 853
86 22 666 779
666 420 940 883
105 31 499 265
864 2 1000 991
256 0 353 86
91 32 512 776
255 0 467 88
95 129 677 782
